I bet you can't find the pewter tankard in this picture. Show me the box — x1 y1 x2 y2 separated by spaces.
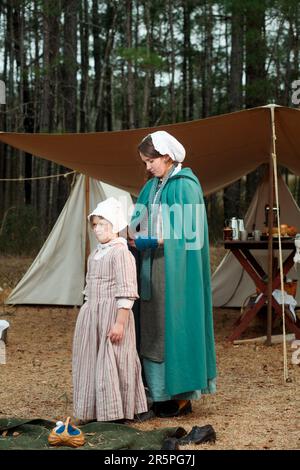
228 217 239 240
238 219 245 236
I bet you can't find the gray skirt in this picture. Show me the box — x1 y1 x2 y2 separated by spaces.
139 247 212 401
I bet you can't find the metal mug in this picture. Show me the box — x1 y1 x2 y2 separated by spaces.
238 219 245 233
227 217 239 240
240 230 248 241
254 230 261 241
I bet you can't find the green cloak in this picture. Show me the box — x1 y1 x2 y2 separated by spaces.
131 168 217 396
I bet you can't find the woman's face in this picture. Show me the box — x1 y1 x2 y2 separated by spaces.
91 216 116 244
140 152 172 178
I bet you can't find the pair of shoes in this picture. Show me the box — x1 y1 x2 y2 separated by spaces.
154 400 192 418
178 425 216 445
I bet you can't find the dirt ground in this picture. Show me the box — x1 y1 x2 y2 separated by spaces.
0 252 299 450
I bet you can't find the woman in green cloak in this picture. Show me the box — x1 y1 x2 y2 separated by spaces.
129 131 217 418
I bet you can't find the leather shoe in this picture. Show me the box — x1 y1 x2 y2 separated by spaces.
178 425 216 445
133 409 156 422
154 400 192 418
161 437 179 450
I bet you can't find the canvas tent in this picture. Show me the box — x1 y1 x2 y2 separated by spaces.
6 175 133 305
2 104 300 308
1 105 300 196
212 175 300 307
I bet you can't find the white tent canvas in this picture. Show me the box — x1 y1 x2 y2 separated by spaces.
212 175 300 307
6 174 133 306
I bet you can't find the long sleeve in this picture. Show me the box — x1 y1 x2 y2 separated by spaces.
113 247 139 299
82 253 93 301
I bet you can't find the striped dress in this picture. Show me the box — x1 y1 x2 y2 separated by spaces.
72 241 148 422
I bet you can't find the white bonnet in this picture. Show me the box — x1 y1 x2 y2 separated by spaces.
88 197 128 234
149 130 186 162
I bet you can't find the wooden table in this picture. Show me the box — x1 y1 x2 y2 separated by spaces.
223 239 300 341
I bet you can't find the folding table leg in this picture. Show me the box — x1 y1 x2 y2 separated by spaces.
227 294 267 342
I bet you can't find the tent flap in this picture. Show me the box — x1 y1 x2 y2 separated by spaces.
3 106 299 195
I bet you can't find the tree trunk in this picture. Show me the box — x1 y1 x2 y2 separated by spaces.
224 0 244 220
92 0 101 130
126 0 135 128
245 0 266 205
4 3 15 212
141 0 152 127
182 0 194 121
63 0 78 132
39 1 61 234
105 63 113 131
93 1 117 131
245 0 267 108
79 0 89 132
201 1 213 117
168 0 176 123
229 0 244 111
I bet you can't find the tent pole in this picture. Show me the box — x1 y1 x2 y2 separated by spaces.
266 122 274 346
266 158 274 346
85 175 90 274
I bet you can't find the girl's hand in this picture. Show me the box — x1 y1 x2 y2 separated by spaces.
108 322 125 344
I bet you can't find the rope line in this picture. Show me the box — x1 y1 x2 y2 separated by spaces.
0 170 76 182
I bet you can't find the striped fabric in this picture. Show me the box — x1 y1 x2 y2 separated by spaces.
72 242 148 421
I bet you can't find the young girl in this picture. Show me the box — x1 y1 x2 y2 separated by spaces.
72 197 148 422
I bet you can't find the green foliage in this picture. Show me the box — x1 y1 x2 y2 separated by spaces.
0 206 44 256
117 47 166 71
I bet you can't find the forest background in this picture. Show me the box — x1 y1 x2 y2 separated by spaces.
1 0 300 256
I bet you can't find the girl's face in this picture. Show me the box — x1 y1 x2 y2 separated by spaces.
140 152 172 178
91 216 116 244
